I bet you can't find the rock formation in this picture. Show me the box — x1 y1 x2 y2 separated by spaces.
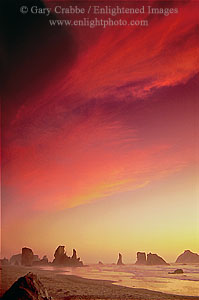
10 254 22 265
33 255 40 262
1 272 53 300
52 245 83 266
147 253 168 265
72 249 77 260
135 251 168 265
135 252 147 265
41 255 48 264
0 258 9 265
33 256 49 266
21 247 34 266
53 245 70 265
117 253 124 265
175 250 199 263
169 269 184 274
11 251 43 266
98 261 104 265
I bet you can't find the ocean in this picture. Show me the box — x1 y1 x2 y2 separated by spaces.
40 263 199 297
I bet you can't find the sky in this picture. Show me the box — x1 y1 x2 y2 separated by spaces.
1 0 199 263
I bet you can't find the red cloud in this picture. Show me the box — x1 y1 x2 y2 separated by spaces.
2 0 199 212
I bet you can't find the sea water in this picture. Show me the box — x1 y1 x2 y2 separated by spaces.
40 264 199 297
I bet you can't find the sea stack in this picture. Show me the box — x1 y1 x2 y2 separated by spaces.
135 251 169 265
0 258 9 265
176 250 199 263
53 245 68 265
135 252 147 265
72 249 77 260
10 254 22 265
21 247 34 266
33 255 49 266
117 253 124 265
147 253 169 265
52 245 83 266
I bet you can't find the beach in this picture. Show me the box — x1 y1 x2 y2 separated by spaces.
1 265 199 300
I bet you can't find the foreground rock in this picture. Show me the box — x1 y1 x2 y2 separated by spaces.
117 253 124 265
52 245 83 266
135 252 147 265
176 250 199 263
21 247 34 266
1 272 53 300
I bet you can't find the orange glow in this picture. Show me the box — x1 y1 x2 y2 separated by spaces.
1 0 199 263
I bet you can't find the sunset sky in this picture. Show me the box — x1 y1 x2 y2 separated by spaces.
1 0 199 263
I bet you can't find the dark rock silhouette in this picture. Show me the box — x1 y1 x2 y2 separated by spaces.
0 258 9 265
54 246 65 260
98 261 104 265
117 253 124 265
33 255 40 262
52 245 83 266
21 247 34 266
176 250 199 263
72 249 77 260
135 252 147 265
134 251 168 265
11 251 42 266
41 255 48 264
10 254 22 265
169 269 184 274
1 272 53 300
33 256 49 266
147 253 169 265
53 245 69 265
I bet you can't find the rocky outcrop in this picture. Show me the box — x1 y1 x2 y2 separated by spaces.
10 254 22 265
117 253 124 265
98 261 104 265
52 245 83 267
41 255 48 264
53 245 67 264
21 247 34 266
169 269 183 274
33 256 49 266
11 251 42 266
33 255 40 262
1 272 53 300
147 253 168 265
135 252 147 265
134 252 168 265
72 249 77 260
176 250 199 263
0 258 9 265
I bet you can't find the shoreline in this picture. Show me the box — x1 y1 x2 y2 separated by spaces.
1 265 199 300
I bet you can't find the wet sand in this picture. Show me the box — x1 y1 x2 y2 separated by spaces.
1 265 199 300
